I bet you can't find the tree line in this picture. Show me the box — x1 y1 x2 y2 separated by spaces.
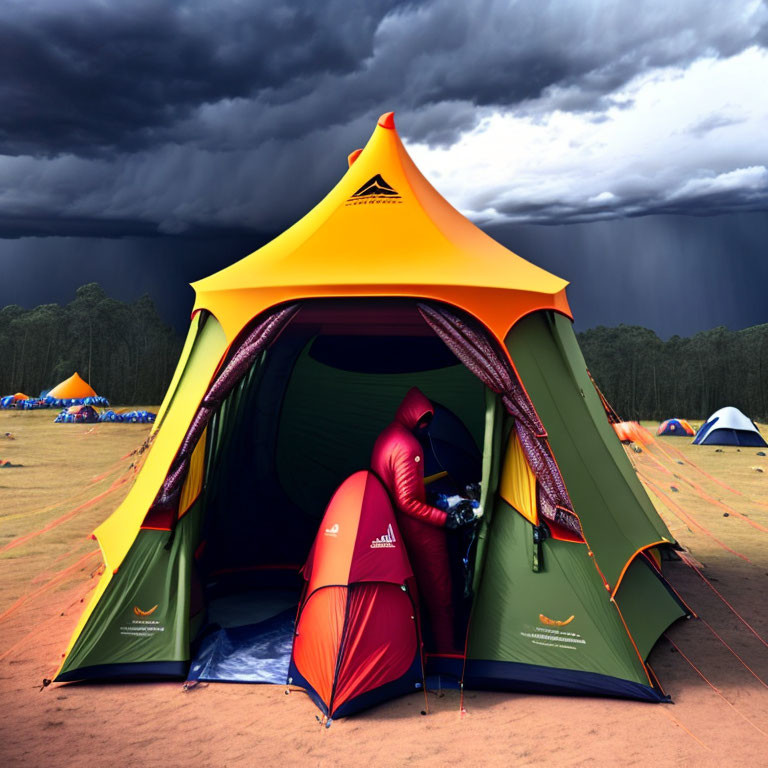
578 324 768 422
0 283 182 405
2 284 766 417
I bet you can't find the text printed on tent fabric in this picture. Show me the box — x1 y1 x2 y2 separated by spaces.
120 619 165 638
520 626 585 651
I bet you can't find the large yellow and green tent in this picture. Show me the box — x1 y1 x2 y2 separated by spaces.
55 112 687 710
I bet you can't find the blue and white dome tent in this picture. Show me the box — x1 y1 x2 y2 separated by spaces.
693 406 767 447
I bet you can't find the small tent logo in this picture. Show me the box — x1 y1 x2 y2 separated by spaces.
371 523 397 549
538 613 574 627
133 604 159 617
346 174 402 205
324 523 340 537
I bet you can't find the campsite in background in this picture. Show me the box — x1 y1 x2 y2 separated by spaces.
0 285 180 407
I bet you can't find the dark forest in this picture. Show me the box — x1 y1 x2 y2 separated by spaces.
0 283 181 405
579 323 768 422
2 285 767 419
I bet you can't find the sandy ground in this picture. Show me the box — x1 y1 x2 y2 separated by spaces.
1 411 768 767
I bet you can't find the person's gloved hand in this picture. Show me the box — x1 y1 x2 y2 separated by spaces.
445 500 477 529
433 493 450 511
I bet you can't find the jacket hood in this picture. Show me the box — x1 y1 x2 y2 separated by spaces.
395 387 434 431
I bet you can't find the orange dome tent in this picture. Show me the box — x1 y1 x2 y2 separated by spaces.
657 419 695 437
613 421 653 445
47 372 97 400
12 393 29 401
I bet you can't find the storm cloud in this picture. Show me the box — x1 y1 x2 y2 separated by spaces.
1 0 767 236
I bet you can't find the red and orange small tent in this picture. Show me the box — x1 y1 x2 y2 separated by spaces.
289 470 422 721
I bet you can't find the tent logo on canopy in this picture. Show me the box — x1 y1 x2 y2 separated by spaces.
346 174 402 205
370 523 397 549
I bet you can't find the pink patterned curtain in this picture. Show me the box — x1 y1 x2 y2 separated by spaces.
149 304 300 522
417 303 581 536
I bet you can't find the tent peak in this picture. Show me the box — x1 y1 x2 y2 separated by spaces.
377 111 396 130
191 110 571 344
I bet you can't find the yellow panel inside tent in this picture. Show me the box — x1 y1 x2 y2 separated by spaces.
499 430 538 525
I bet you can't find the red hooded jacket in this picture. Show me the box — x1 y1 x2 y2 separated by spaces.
371 387 447 528
371 387 455 652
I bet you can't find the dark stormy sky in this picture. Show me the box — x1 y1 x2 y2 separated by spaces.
1 1 766 337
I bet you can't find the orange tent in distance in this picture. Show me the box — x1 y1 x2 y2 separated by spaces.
613 421 653 446
47 372 97 400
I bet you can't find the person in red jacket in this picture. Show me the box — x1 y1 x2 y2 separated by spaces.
371 387 475 654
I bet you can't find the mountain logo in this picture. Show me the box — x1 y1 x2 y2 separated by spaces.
324 523 339 537
371 523 397 549
346 174 402 206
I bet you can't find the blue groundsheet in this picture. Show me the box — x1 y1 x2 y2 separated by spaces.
188 608 296 685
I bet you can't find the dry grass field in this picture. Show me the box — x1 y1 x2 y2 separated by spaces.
1 410 768 767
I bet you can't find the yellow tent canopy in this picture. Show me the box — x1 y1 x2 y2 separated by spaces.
193 112 571 347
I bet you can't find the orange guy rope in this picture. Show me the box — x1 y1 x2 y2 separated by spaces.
0 473 130 553
666 633 768 741
642 477 753 563
658 708 712 753
697 616 768 690
0 549 99 624
679 552 768 650
0 579 98 663
639 445 768 533
653 440 768 510
0 461 125 524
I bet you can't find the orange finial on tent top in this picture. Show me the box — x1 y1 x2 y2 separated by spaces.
347 149 363 167
377 111 395 129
